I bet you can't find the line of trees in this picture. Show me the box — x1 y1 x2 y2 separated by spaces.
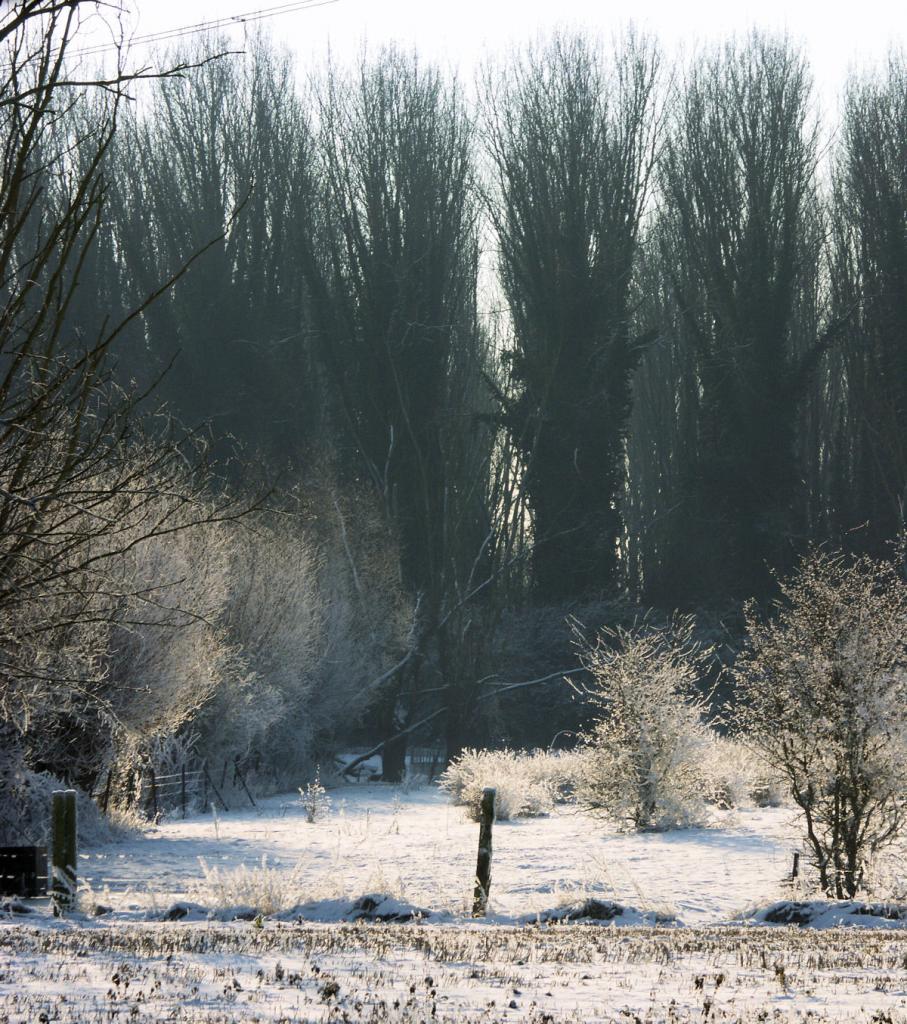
79 30 904 610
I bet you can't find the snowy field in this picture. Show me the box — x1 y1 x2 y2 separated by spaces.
70 785 806 925
4 784 907 1021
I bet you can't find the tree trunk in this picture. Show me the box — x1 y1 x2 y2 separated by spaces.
376 676 409 783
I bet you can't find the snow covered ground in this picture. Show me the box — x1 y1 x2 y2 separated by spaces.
71 784 805 925
4 784 907 1021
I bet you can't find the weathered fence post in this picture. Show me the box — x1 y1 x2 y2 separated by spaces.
181 765 187 820
472 787 496 917
101 769 114 814
233 759 257 809
51 790 77 913
203 763 230 812
146 765 158 821
791 851 800 881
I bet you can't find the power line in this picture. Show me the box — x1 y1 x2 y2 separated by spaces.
72 0 339 58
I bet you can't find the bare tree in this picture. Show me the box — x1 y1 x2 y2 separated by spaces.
656 34 834 602
300 48 495 775
828 53 907 555
0 1 245 787
483 31 661 601
736 550 907 898
105 32 321 467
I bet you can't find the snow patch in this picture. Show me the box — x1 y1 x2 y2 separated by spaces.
523 897 683 927
740 899 907 929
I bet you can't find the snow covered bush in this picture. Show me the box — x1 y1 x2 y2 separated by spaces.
736 549 907 899
105 508 252 772
439 748 580 821
572 616 716 831
696 735 785 810
299 768 332 823
0 732 132 846
194 856 312 917
107 484 410 798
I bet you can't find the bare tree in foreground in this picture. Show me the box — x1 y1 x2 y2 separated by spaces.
0 1 245 787
736 550 907 898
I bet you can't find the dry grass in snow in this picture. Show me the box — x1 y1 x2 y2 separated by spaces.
4 785 907 1021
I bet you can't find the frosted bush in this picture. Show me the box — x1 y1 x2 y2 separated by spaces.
107 486 410 798
299 767 332 823
572 616 716 831
194 856 311 916
439 748 580 821
736 549 907 899
697 735 786 809
0 744 133 847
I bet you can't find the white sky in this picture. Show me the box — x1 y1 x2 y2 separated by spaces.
80 0 905 108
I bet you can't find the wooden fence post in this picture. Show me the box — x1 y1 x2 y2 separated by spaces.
233 760 257 809
203 763 230 811
101 769 114 814
51 790 77 913
791 851 800 881
181 766 187 820
147 766 158 821
472 787 496 917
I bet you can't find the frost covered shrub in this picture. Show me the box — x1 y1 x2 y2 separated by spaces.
0 736 132 846
222 486 411 788
573 617 716 831
106 511 254 769
439 748 579 820
695 735 785 810
2 460 410 830
194 856 311 916
299 768 332 823
106 484 410 796
209 513 322 778
736 550 907 899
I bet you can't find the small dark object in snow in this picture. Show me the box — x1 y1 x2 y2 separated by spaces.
320 980 340 1000
851 902 907 921
0 846 48 898
757 899 907 926
569 899 624 921
761 901 817 925
92 904 112 917
347 893 430 923
536 899 626 923
164 903 189 921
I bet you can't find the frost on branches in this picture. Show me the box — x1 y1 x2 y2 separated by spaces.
736 550 907 899
572 617 716 831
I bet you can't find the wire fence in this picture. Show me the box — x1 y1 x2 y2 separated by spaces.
90 759 258 821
